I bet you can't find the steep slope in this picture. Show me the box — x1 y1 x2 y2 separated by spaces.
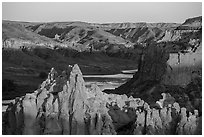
105 23 180 43
3 21 55 45
158 16 202 43
27 22 134 51
178 16 202 29
26 22 180 47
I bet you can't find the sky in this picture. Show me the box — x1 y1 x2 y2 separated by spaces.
2 2 202 23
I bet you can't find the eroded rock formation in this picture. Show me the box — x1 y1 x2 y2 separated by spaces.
2 64 202 135
2 64 116 135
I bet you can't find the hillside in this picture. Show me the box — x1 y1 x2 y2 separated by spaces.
3 16 201 52
2 16 202 100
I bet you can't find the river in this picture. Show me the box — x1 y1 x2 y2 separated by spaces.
2 69 137 112
84 69 137 91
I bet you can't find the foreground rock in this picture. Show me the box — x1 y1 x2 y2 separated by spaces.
3 64 116 135
2 64 201 135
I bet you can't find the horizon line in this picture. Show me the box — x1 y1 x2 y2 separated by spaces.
2 15 202 24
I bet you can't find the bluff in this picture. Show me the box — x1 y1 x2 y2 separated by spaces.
104 40 202 114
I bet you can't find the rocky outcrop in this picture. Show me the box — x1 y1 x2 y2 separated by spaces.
178 16 202 30
2 64 202 135
157 30 182 42
105 42 170 104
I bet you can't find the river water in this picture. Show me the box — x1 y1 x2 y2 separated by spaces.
84 69 137 91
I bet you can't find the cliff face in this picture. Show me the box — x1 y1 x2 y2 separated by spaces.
3 64 202 135
104 39 202 115
163 42 202 86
